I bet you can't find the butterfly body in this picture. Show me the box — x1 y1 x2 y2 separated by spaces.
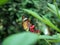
22 16 31 31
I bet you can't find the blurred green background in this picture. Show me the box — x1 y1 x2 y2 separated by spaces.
0 0 60 45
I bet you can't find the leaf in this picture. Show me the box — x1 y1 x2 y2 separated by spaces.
47 34 60 43
23 9 43 21
0 0 8 5
47 3 56 12
47 3 60 19
42 16 60 32
2 32 39 45
2 32 60 45
39 34 60 42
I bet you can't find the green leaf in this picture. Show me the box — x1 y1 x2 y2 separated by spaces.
23 9 46 23
2 32 39 45
0 0 8 5
42 16 60 32
47 3 60 19
47 3 56 12
39 34 60 42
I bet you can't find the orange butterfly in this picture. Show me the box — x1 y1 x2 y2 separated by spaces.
22 16 40 34
22 16 31 31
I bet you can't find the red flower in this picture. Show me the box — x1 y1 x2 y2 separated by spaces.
29 25 40 33
29 25 35 32
30 25 35 29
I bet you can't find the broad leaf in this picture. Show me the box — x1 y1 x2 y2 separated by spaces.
2 32 39 45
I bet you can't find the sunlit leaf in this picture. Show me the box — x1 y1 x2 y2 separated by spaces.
0 0 8 5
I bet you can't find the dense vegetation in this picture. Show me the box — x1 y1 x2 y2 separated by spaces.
0 0 60 45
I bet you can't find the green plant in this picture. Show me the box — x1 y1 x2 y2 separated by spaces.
23 9 60 32
1 0 60 45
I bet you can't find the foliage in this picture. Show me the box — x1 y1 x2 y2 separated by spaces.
23 9 60 32
2 32 39 45
2 32 60 45
0 0 60 45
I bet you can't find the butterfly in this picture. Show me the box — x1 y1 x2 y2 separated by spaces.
22 16 31 31
22 16 40 33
